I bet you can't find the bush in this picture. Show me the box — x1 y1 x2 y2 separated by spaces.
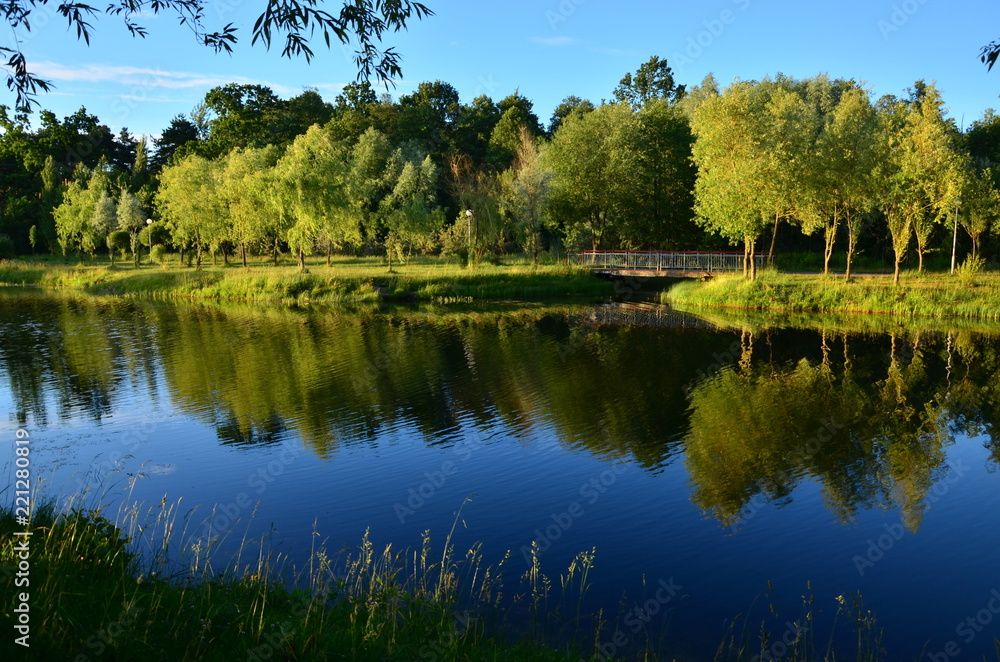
150 244 168 266
956 255 985 287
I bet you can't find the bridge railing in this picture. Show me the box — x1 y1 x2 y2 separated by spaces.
566 250 766 273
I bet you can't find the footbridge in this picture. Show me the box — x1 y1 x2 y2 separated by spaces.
567 250 766 278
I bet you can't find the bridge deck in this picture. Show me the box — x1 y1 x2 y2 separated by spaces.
567 250 766 275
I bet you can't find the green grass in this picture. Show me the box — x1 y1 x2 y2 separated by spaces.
0 254 614 304
1 493 598 661
663 269 1000 319
0 488 954 661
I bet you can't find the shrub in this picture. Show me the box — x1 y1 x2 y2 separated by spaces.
956 255 985 287
150 244 168 266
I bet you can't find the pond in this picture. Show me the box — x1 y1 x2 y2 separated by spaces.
2 288 999 660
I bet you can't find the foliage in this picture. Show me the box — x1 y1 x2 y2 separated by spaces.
2 0 433 115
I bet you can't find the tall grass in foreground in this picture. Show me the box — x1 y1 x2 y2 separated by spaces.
0 488 947 661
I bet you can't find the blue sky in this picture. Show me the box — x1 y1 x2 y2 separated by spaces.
13 0 1000 137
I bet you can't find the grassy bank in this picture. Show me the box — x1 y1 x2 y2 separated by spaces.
663 270 1000 319
0 496 901 661
0 255 614 304
1 497 593 661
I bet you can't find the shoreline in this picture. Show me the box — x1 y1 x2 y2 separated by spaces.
662 270 1000 320
0 257 616 304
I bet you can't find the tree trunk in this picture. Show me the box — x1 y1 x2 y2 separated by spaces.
972 235 979 262
179 247 185 267
845 220 856 280
272 239 279 266
893 255 901 286
211 249 217 267
222 245 229 266
241 243 247 268
326 243 332 267
298 247 306 272
196 246 202 270
767 213 779 266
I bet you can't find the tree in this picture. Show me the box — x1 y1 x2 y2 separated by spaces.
960 166 1000 261
874 97 914 286
116 188 147 267
221 146 283 267
545 103 639 251
691 80 799 279
157 153 225 269
547 96 594 135
626 99 697 249
53 170 90 261
500 126 551 264
3 0 433 115
905 86 963 273
86 188 116 259
814 85 879 279
613 56 685 109
273 127 357 271
152 115 200 171
379 156 442 270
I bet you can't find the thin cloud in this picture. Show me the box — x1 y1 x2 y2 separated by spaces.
531 36 581 47
530 37 639 57
31 61 299 96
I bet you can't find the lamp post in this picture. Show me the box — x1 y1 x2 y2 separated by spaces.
465 209 474 265
146 219 153 265
950 198 960 274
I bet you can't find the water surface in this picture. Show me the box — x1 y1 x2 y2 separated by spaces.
3 289 999 659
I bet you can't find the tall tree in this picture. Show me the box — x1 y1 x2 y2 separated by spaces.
500 126 552 264
274 127 358 271
156 153 226 269
545 103 638 250
613 56 686 109
548 95 595 136
151 115 200 171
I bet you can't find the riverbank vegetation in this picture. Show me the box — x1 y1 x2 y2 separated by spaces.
664 270 1000 319
0 255 614 303
0 494 893 661
4 58 1000 289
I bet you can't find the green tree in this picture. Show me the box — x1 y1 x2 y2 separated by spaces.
691 81 785 278
960 166 1000 260
156 153 225 269
274 127 358 271
816 85 879 279
380 156 442 270
613 56 685 109
86 188 116 259
547 96 595 136
116 188 147 267
499 127 551 264
545 103 638 250
220 146 283 267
